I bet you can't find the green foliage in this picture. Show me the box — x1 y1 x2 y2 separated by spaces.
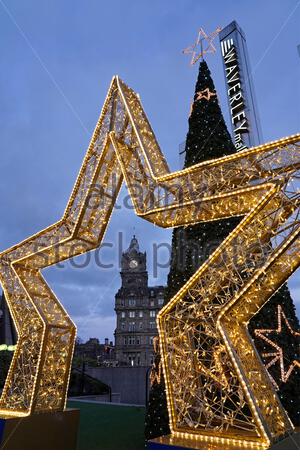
165 61 239 300
184 60 236 167
145 381 170 441
145 349 170 440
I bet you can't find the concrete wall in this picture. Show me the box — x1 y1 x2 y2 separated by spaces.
87 366 151 406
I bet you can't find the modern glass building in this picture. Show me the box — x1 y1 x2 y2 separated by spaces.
219 21 262 151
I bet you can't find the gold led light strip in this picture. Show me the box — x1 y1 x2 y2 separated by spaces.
0 76 299 449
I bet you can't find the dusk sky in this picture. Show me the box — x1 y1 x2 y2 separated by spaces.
0 0 299 341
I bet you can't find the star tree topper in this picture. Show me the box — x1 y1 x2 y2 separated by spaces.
182 26 222 65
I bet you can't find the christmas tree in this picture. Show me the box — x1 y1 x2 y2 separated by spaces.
144 337 170 440
145 59 300 440
165 61 240 298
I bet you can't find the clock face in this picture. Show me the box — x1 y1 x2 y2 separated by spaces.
129 259 138 269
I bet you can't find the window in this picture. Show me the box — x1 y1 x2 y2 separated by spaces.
121 312 126 318
129 298 136 306
149 336 154 345
129 322 136 332
129 311 135 318
128 355 135 366
128 336 135 345
150 355 155 365
139 322 143 330
150 310 156 317
150 300 155 306
149 321 156 329
121 322 125 330
139 311 143 318
136 337 140 345
158 298 164 306
150 290 154 297
123 337 127 345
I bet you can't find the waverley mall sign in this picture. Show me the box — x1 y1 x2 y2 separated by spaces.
222 43 249 152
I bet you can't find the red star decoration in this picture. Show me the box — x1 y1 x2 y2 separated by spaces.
254 305 300 389
182 27 222 65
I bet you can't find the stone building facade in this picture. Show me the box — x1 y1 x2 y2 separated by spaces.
74 337 115 366
114 235 165 367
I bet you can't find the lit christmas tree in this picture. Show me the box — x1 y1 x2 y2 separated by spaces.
144 337 170 440
145 59 300 440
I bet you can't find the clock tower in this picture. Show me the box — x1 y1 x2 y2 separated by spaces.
114 235 165 366
120 235 148 289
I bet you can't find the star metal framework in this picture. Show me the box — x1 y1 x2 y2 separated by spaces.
254 305 300 389
0 76 300 449
182 27 222 65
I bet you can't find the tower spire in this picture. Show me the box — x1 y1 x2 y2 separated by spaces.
126 234 140 254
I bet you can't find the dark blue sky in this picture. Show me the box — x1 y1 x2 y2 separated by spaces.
0 0 299 341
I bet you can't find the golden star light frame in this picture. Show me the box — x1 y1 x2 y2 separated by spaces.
0 76 299 449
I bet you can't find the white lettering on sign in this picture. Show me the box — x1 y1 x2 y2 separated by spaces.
221 41 249 151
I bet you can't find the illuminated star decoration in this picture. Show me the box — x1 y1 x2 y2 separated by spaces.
196 88 216 101
1 74 300 448
182 26 222 65
189 88 217 117
254 305 300 389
